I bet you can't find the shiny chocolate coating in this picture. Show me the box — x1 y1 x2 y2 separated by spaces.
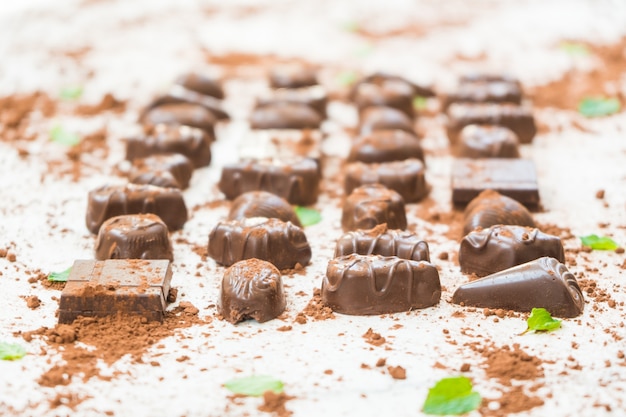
322 254 441 315
256 86 327 118
95 214 173 261
342 184 407 231
353 79 415 118
457 124 520 159
208 217 312 270
130 170 181 189
175 72 224 99
334 224 430 261
141 103 216 137
228 191 302 228
452 257 584 318
146 84 228 120
463 189 535 235
459 225 565 277
348 130 424 164
218 158 320 205
219 258 286 324
344 159 428 203
130 154 194 189
250 102 323 130
359 106 415 135
353 72 436 99
86 184 188 234
442 81 523 110
269 65 318 89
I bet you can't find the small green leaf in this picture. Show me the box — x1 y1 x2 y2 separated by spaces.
59 86 83 100
353 43 374 58
578 97 620 118
0 342 27 361
224 375 284 397
337 71 358 87
423 376 482 415
522 307 561 335
559 42 590 56
294 206 321 227
50 126 81 146
48 267 72 282
580 234 619 250
413 96 428 111
342 21 359 32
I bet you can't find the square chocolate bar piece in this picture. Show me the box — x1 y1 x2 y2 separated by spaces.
451 158 539 207
58 259 173 324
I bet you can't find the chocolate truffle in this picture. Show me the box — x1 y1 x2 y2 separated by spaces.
322 254 441 315
359 106 415 135
219 258 286 324
452 257 584 318
130 153 194 189
130 170 180 189
175 72 224 99
269 64 318 89
457 124 520 158
227 191 302 228
146 84 228 120
459 225 565 277
208 217 312 270
95 214 173 261
250 102 323 130
141 103 216 137
348 130 424 164
353 72 436 99
256 85 327 118
463 189 535 235
342 184 407 231
442 81 523 110
334 224 430 261
353 79 415 118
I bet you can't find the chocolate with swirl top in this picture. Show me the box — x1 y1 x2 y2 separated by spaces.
130 154 194 189
342 184 407 231
359 106 415 135
227 191 302 228
348 130 424 164
452 257 584 318
141 103 216 137
463 189 535 235
322 254 441 315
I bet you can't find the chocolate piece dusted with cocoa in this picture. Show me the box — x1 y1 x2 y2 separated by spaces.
218 158 320 206
446 103 536 144
334 224 430 261
359 106 415 135
452 257 584 318
86 184 188 234
95 214 173 261
175 72 224 99
250 102 323 130
459 225 565 277
141 103 216 137
457 124 520 159
442 81 523 110
353 79 415 119
126 124 212 168
463 190 535 235
208 217 312 270
269 64 318 89
348 130 424 164
228 191 302 228
344 159 428 203
322 254 441 315
58 259 173 324
342 184 407 231
146 84 228 120
256 86 327 118
354 72 436 99
130 154 194 189
219 258 286 324
451 158 539 207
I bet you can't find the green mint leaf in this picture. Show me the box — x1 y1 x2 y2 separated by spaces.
580 234 619 250
337 71 358 87
559 42 590 56
522 307 561 335
294 206 322 227
413 96 428 111
48 267 72 282
59 86 83 100
342 21 359 32
0 342 27 361
423 376 482 415
50 126 81 146
224 375 284 397
353 44 374 58
578 97 620 118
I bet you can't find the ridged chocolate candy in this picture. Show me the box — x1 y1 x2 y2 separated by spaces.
359 106 415 135
334 224 430 261
342 184 407 231
250 102 323 129
256 86 327 118
146 84 228 120
227 191 302 228
457 124 520 158
129 153 194 189
141 103 216 137
463 189 535 235
442 81 523 110
348 130 424 164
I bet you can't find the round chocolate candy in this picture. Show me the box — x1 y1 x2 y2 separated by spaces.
348 129 424 164
463 189 535 235
341 184 407 231
227 191 302 228
141 103 216 138
457 124 520 158
250 101 322 130
175 72 224 99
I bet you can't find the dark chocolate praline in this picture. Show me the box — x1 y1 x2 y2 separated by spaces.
227 191 302 228
342 184 407 231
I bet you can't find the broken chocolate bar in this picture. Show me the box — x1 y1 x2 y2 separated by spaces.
456 124 520 158
348 130 424 164
227 191 302 228
463 189 535 235
342 184 407 231
129 153 194 189
141 103 216 137
250 102 323 130
334 224 430 261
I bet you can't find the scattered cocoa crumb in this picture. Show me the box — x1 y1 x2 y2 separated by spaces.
323 369 333 375
276 326 292 332
362 328 386 346
257 391 294 417
438 252 449 261
596 189 605 199
387 365 406 380
25 295 41 309
460 363 471 372
375 358 386 367
294 288 334 323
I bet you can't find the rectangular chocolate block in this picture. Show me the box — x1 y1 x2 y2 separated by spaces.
451 158 539 207
58 259 173 324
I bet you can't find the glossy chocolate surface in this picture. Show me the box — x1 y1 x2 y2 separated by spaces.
452 257 584 318
334 224 430 261
141 103 216 137
348 129 424 164
95 214 173 261
322 254 441 315
208 217 312 270
359 106 415 135
58 259 173 324
353 79 415 118
463 189 535 235
130 153 194 189
219 258 286 324
250 102 323 129
354 72 436 98
227 191 302 227
269 65 318 89
342 184 407 231
86 184 188 234
146 84 228 120
256 86 327 118
130 170 181 189
442 81 523 110
175 72 224 99
459 225 565 277
457 124 520 158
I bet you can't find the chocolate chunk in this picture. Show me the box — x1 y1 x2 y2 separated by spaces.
58 259 173 324
175 72 224 99
219 258 286 324
130 154 194 189
322 254 441 315
459 225 565 277
355 72 436 98
269 65 318 89
456 124 520 158
146 84 228 120
463 190 535 235
227 191 302 228
218 158 320 205
208 217 312 270
451 158 539 207
125 124 212 168
348 130 424 164
86 184 188 234
141 103 216 137
353 80 415 119
250 102 323 130
95 214 173 261
334 224 430 261
359 106 415 135
344 159 428 203
256 85 327 118
452 257 584 318
446 103 536 144
442 81 523 110
342 184 407 231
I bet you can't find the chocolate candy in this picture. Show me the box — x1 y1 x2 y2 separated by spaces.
359 106 415 135
256 86 327 118
208 217 312 270
344 159 428 203
452 257 584 318
347 130 424 164
353 80 415 119
446 103 536 144
130 170 180 189
58 259 173 324
342 184 407 231
218 158 320 205
175 72 224 99
125 124 212 168
219 258 286 324
463 189 535 235
250 102 323 130
459 72 521 87
354 72 436 99
457 124 520 158
334 224 430 261
227 191 302 228
269 65 318 89
140 103 216 138
322 254 441 315
95 214 173 261
146 84 228 120
442 81 523 110
459 225 565 277
86 184 188 234
130 154 194 189
451 158 539 207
